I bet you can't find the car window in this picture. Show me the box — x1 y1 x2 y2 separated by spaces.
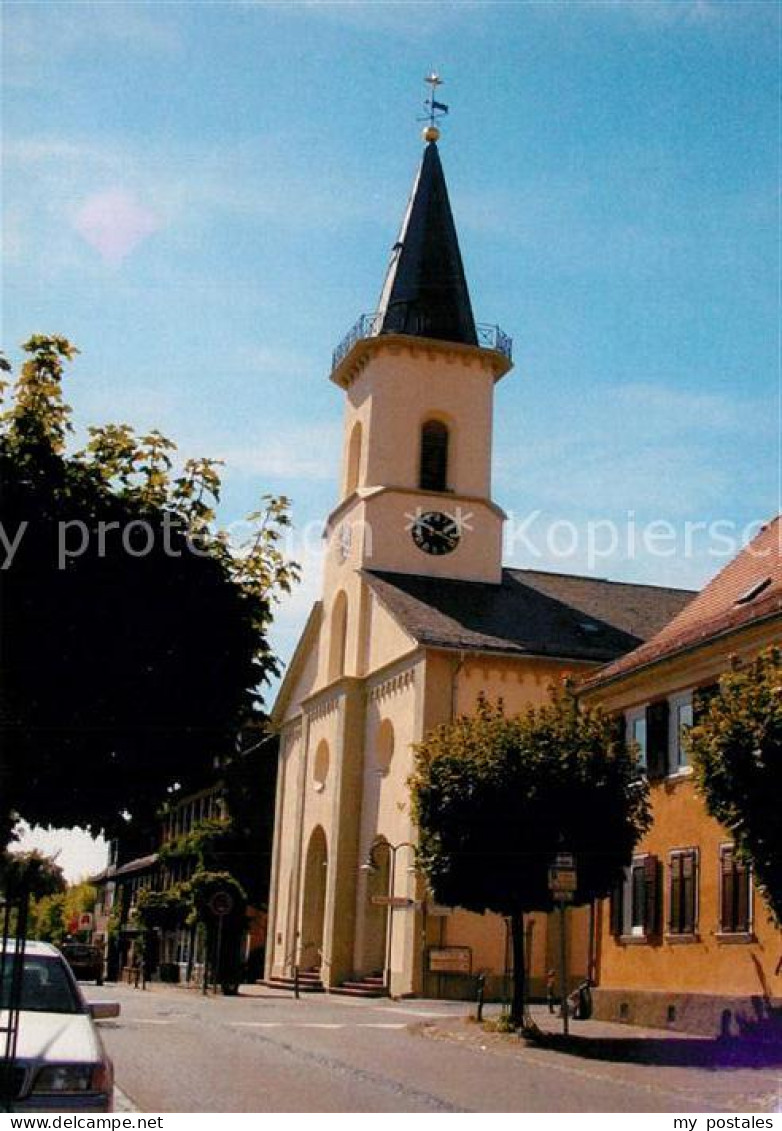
0 955 82 1014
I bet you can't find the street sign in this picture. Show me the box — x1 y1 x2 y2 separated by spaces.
552 890 574 903
78 912 93 930
370 896 415 908
549 852 577 896
428 946 472 975
209 891 234 917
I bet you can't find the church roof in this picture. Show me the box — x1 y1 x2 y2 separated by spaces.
375 141 478 347
363 568 695 664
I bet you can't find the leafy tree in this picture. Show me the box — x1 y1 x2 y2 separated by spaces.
688 647 782 924
0 336 298 845
0 849 66 901
410 690 650 1027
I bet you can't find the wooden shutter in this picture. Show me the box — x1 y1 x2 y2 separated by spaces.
646 701 669 779
644 855 660 937
682 850 696 934
631 863 645 930
720 848 735 932
734 857 750 933
610 880 624 937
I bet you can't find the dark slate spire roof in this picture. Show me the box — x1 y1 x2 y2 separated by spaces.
376 141 478 347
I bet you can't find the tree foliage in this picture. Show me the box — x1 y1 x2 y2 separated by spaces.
410 689 650 1024
688 647 782 924
0 336 299 844
0 850 66 901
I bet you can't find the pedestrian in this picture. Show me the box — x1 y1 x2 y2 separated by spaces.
546 968 556 1014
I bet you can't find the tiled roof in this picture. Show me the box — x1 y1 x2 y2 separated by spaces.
583 516 782 688
363 568 694 663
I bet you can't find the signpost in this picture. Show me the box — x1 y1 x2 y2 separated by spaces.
548 852 577 1036
206 890 234 994
370 896 415 909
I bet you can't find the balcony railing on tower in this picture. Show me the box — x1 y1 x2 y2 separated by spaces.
331 313 513 374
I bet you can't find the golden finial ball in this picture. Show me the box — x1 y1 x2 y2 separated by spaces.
422 125 440 143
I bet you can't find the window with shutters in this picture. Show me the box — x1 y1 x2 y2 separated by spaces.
719 845 752 935
668 692 694 774
419 419 450 492
626 709 647 772
610 854 660 941
668 848 699 937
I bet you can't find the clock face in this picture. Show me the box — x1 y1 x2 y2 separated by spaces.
411 511 461 556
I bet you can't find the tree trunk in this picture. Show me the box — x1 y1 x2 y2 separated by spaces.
509 910 526 1028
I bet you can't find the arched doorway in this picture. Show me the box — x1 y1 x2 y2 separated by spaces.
300 826 328 972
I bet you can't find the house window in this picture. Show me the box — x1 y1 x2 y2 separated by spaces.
626 710 647 772
669 692 693 772
419 420 449 492
668 849 698 936
719 845 751 934
610 855 660 939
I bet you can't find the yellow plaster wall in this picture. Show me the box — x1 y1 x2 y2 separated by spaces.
597 776 782 997
345 341 498 499
583 621 782 1000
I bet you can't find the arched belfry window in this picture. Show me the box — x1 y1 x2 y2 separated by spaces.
345 421 362 496
419 419 449 492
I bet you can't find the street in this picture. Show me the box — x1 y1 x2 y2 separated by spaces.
83 983 782 1113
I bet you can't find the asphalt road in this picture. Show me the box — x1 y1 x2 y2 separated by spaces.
81 982 782 1114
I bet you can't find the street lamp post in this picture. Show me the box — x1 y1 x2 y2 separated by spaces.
361 838 416 994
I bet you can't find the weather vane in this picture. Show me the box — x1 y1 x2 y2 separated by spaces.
421 72 448 143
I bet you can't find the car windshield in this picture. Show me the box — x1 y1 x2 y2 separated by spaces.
0 954 82 1014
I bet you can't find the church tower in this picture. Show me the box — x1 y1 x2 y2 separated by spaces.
266 89 689 999
324 127 513 597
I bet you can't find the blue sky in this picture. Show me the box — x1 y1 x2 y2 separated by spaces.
4 0 779 879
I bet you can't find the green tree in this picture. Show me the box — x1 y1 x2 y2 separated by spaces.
0 850 66 901
410 690 650 1027
0 336 298 844
687 647 782 924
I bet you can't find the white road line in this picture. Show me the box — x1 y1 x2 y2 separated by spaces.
357 1023 407 1029
231 1021 344 1029
129 1018 172 1025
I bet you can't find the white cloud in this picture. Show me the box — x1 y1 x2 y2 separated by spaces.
73 189 162 264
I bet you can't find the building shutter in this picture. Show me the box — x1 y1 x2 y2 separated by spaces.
644 855 660 936
734 856 750 933
682 850 696 934
720 847 735 932
669 856 681 933
646 701 669 779
610 880 623 937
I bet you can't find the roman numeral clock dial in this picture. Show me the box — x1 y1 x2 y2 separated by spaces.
410 510 461 556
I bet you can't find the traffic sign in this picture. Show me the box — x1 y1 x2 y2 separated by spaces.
209 891 234 917
370 896 415 908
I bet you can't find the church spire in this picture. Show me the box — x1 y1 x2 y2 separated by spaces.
375 82 478 348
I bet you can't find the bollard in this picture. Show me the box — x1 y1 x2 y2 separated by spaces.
476 972 486 1022
293 964 300 1000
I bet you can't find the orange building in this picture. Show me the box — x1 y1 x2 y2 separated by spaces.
581 517 781 1035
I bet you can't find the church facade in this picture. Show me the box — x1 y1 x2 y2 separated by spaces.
265 130 693 999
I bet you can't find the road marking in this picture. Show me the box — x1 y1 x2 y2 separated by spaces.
232 1021 344 1029
128 1018 172 1025
357 1023 407 1029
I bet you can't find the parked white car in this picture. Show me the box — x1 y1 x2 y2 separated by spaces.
1 940 120 1112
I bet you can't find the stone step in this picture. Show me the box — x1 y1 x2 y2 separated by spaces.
264 976 325 993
